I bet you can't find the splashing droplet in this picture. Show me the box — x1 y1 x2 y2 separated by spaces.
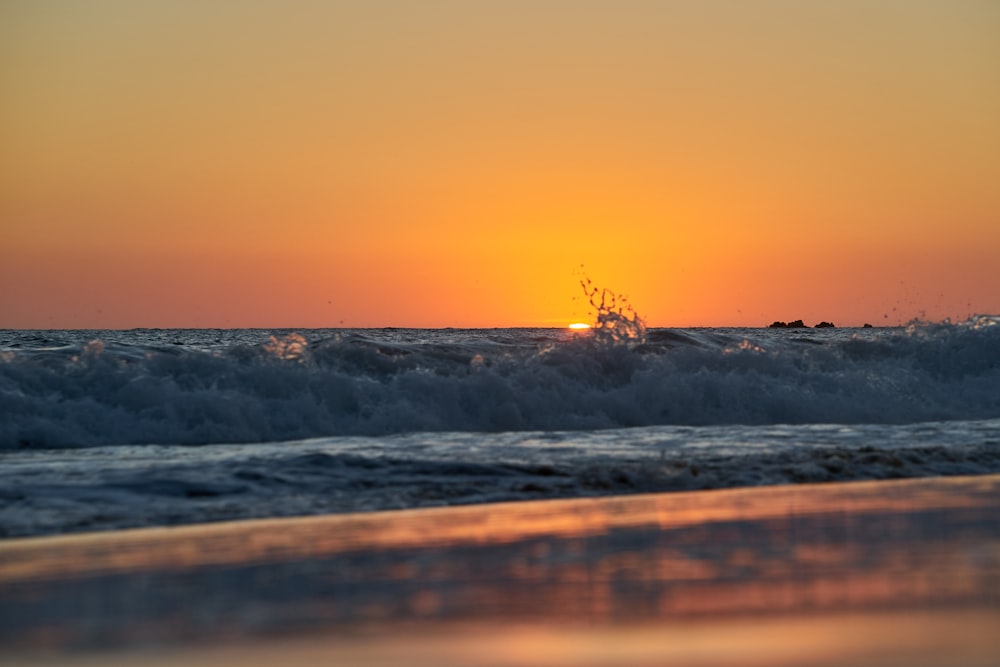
580 278 646 345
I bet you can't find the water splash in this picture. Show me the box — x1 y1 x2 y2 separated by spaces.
580 278 647 345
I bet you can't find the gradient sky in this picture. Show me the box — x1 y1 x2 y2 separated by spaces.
2 1 998 328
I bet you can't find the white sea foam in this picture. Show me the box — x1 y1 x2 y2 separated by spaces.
1 318 999 449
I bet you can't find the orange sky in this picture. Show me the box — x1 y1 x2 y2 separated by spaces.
2 1 998 328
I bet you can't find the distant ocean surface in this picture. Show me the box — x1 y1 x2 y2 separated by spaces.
2 319 999 537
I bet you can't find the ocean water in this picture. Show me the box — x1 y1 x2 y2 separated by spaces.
2 318 999 537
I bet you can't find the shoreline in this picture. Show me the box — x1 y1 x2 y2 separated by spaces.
4 472 999 576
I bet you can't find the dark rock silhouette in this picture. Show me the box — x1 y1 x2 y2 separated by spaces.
863 323 874 328
770 319 837 328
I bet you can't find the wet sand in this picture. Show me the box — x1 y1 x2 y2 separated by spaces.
2 474 999 665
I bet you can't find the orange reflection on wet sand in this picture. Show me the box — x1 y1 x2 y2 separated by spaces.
1 475 998 664
3 473 996 583
21 611 998 667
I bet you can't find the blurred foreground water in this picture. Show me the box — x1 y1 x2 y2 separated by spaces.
2 474 998 666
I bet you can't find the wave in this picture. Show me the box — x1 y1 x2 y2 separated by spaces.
1 317 998 448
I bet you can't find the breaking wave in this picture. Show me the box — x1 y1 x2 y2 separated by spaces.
1 316 998 448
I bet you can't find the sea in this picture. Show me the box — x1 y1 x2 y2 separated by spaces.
2 316 999 538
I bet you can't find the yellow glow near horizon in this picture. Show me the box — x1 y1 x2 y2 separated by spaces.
1 1 998 328
568 323 591 330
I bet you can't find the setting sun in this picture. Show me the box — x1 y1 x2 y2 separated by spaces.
568 323 591 330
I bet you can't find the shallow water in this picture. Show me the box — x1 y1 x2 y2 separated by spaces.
3 419 1000 537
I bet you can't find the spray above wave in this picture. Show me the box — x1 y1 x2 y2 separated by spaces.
580 278 646 346
1 316 999 448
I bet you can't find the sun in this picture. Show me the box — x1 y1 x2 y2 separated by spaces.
568 323 591 330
